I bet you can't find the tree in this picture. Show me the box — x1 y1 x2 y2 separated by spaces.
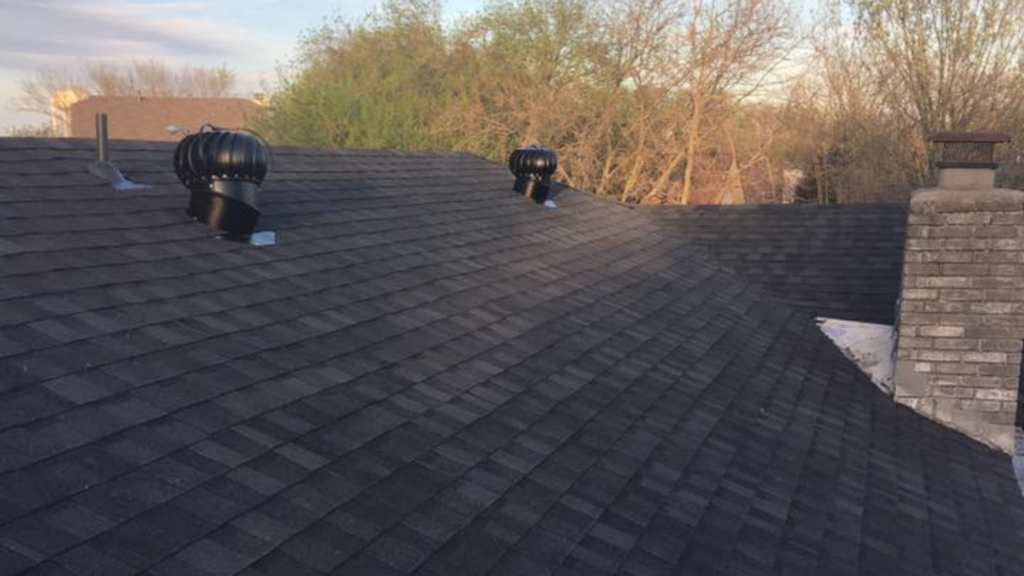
255 0 806 205
807 0 1024 198
640 0 798 204
254 0 456 149
5 123 50 137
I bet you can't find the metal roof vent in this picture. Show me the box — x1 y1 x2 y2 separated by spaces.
87 112 149 191
173 126 269 239
509 147 557 204
931 131 1011 190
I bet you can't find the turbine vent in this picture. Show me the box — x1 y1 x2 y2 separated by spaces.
509 147 557 204
173 127 269 238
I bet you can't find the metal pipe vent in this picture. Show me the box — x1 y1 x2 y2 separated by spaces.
509 147 557 204
173 127 269 238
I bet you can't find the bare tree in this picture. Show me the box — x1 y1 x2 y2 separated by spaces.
641 0 798 204
807 0 1024 198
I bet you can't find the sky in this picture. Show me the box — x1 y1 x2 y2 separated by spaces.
0 0 486 132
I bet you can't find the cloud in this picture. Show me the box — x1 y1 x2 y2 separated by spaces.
0 0 276 71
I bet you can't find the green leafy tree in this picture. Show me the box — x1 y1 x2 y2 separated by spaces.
255 0 459 149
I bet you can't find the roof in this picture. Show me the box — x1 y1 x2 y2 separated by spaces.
650 204 908 324
68 97 259 142
0 137 1021 576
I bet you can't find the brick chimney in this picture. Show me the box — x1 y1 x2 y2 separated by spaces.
894 132 1023 452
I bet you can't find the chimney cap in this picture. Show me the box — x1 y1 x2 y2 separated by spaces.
931 131 1010 172
931 131 1011 144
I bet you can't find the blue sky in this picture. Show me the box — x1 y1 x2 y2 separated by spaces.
0 0 486 132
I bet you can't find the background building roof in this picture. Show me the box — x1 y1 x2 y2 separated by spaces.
68 97 259 142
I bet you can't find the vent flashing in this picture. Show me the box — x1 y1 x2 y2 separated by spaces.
247 230 277 246
87 112 150 190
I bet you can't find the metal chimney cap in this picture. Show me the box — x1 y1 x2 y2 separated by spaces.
931 131 1010 171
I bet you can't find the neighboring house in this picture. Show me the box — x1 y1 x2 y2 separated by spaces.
0 136 1022 576
65 96 259 141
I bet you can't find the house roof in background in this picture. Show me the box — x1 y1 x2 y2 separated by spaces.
0 137 1021 576
68 97 259 142
651 204 908 324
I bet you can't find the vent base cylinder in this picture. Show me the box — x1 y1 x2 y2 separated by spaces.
514 177 549 203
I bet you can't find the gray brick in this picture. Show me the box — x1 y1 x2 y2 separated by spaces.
944 213 993 225
979 339 1023 352
968 302 1015 314
924 226 975 238
962 351 1007 364
933 338 977 351
972 252 1020 264
989 238 1024 250
931 363 978 375
919 326 965 338
942 263 989 275
973 225 1020 238
923 301 969 313
916 276 971 288
975 389 1016 401
961 375 1016 388
903 289 939 300
955 399 1003 412
933 386 974 398
941 289 986 301
991 212 1024 224
916 350 962 362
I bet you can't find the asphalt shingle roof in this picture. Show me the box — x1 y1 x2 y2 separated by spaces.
0 138 1021 576
651 204 908 324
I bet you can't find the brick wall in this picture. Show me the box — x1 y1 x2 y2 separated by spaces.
894 188 1024 452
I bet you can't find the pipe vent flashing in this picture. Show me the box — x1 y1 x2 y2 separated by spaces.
87 112 149 190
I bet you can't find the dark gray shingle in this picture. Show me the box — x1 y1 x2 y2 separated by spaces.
651 203 908 323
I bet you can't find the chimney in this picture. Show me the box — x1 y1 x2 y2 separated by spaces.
173 127 270 239
894 132 1024 452
509 147 557 204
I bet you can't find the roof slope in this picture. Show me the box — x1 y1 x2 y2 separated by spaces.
0 138 1020 576
652 204 908 324
69 97 259 142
